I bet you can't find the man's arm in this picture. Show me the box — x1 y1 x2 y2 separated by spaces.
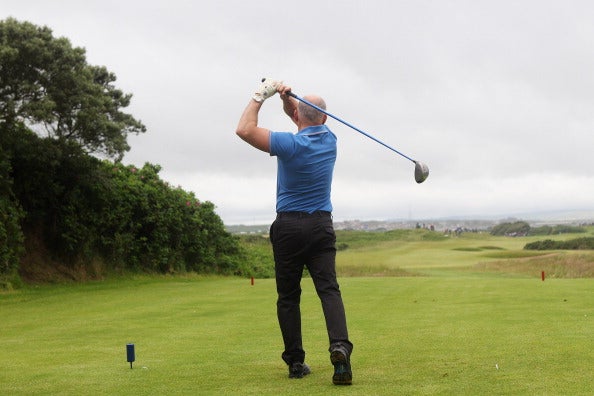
235 99 271 153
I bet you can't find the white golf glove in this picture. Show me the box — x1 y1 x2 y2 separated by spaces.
252 78 282 102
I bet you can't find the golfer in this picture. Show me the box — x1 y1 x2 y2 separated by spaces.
236 79 353 385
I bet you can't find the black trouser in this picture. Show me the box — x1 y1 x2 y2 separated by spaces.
270 211 353 365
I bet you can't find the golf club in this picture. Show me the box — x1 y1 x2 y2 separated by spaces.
287 91 429 184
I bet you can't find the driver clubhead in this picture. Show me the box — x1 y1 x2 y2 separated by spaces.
414 161 429 184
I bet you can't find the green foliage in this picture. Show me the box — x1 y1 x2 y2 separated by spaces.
236 234 275 278
0 18 145 160
4 126 243 279
0 128 24 285
0 19 249 281
336 242 349 251
491 221 586 237
528 224 587 236
524 237 594 250
490 221 530 236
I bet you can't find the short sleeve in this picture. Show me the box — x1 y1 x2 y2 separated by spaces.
269 131 296 158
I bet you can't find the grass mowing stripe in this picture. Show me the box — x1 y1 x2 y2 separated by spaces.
2 275 593 395
342 277 593 395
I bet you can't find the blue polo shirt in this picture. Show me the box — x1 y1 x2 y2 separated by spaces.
269 125 337 213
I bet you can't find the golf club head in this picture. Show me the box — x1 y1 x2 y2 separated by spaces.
414 161 429 184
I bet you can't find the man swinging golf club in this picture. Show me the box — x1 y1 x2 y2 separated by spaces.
236 78 353 385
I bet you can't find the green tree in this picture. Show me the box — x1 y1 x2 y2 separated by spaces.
0 124 24 286
0 18 145 160
490 221 531 236
1 19 250 283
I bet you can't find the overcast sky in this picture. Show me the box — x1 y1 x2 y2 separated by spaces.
4 0 594 224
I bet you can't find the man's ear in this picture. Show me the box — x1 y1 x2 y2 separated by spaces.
322 114 327 124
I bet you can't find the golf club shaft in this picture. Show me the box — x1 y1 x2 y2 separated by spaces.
287 92 416 163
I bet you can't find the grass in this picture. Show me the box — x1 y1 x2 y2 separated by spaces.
1 229 594 395
336 228 594 277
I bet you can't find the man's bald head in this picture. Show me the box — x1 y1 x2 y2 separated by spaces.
298 95 327 125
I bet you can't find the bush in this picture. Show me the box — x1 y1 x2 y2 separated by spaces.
524 237 594 250
6 125 244 280
77 161 243 275
490 221 530 236
528 225 586 236
524 239 558 250
528 225 553 236
235 234 275 278
0 133 24 286
492 222 586 237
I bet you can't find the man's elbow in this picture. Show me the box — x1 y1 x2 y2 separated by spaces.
236 127 259 147
235 127 248 140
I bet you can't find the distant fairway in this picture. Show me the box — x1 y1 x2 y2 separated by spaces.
1 229 593 395
336 228 594 278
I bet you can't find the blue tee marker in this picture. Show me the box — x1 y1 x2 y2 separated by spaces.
126 343 135 369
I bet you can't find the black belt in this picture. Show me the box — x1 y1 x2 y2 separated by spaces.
276 211 332 219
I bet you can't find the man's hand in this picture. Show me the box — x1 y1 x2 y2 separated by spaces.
277 83 292 99
278 83 298 124
252 78 282 103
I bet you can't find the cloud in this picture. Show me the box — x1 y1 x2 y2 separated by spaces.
4 0 593 224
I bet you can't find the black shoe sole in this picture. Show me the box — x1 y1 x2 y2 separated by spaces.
331 350 352 385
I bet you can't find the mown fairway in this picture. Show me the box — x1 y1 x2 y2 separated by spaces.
1 229 593 395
